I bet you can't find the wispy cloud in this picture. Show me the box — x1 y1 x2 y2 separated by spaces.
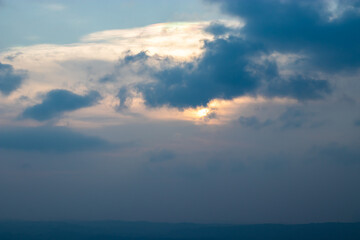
43 3 66 11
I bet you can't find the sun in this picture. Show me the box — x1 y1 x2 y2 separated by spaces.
196 108 210 118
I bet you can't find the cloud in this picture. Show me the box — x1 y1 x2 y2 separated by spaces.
0 126 110 152
99 74 116 83
21 89 101 121
207 0 360 71
117 86 133 111
0 62 26 95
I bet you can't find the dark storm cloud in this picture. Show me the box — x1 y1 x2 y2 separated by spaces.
0 62 26 95
21 89 101 121
0 126 110 152
208 0 360 71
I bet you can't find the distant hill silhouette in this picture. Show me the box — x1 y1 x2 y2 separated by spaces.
0 221 359 240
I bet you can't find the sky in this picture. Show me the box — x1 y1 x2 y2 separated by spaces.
0 0 360 224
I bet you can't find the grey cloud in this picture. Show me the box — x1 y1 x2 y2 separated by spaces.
208 0 360 71
98 51 151 84
0 62 26 95
117 86 133 111
0 126 110 152
21 89 101 121
123 51 149 64
99 73 116 83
